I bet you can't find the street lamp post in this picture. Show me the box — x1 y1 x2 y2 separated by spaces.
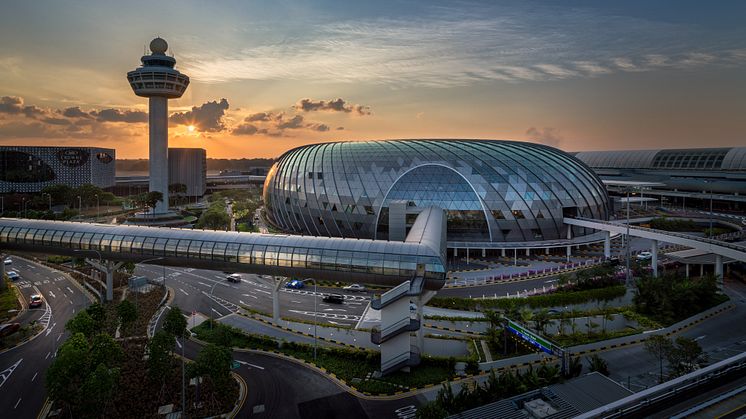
625 189 632 288
73 249 104 297
77 195 82 220
139 257 166 289
95 194 99 221
1 196 3 216
709 188 714 239
302 278 319 361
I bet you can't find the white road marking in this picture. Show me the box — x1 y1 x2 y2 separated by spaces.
291 300 302 304
45 322 56 337
175 339 182 349
239 300 246 305
236 360 265 370
48 291 56 298
45 352 50 360
14 398 21 409
31 372 38 382
254 289 271 295
0 359 23 388
197 282 210 288
694 335 706 341
56 334 62 342
180 288 189 296
66 287 74 294
211 308 224 316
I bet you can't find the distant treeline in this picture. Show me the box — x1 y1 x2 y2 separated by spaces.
116 158 276 172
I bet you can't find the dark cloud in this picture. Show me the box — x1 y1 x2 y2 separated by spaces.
0 96 45 118
90 108 148 123
232 123 259 136
0 121 56 138
245 112 271 122
276 115 306 130
336 126 345 130
42 117 72 126
62 106 92 119
313 123 330 132
526 127 563 148
170 98 229 132
295 98 371 116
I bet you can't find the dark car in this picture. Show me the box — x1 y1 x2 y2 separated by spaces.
0 323 21 337
322 294 344 304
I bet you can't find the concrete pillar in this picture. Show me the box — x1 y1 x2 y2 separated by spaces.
415 290 437 354
453 247 458 257
514 249 517 266
526 248 530 257
482 248 486 258
87 259 124 302
566 246 571 262
149 96 169 214
700 264 704 277
651 239 658 277
501 248 506 257
545 248 550 255
272 278 284 324
603 231 611 259
466 248 469 265
715 255 723 288
685 264 689 278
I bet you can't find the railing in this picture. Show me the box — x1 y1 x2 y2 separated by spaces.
374 280 411 308
371 318 419 344
381 345 421 374
572 217 746 254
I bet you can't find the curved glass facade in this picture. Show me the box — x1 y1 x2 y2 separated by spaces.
264 139 610 244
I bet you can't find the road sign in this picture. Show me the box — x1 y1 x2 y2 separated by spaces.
506 319 557 355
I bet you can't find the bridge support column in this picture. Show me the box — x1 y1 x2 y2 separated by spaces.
526 248 530 257
272 277 284 324
604 231 611 259
685 263 689 278
501 249 506 257
453 247 457 257
700 264 704 277
482 248 486 258
651 239 658 278
415 290 437 355
545 248 550 255
566 246 571 262
86 259 124 302
715 255 723 288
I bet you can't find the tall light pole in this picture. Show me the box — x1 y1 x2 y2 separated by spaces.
182 328 186 416
95 194 99 221
139 257 166 289
74 249 104 297
625 189 632 288
1 196 3 216
77 195 82 220
303 278 319 360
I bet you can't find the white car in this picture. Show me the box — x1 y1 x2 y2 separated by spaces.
343 283 366 292
6 271 19 280
636 251 653 261
3 258 11 266
226 273 242 283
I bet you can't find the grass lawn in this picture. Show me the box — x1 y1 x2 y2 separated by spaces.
192 320 455 394
0 279 21 322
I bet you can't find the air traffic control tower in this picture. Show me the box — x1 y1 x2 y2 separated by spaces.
127 38 190 219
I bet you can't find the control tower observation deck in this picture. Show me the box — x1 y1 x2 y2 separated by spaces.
127 38 190 215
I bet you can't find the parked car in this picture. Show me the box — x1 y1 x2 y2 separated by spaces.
3 258 11 266
0 323 21 337
285 279 305 289
342 283 366 292
226 273 242 283
29 294 43 308
322 294 344 304
409 303 418 312
636 251 653 261
6 271 19 281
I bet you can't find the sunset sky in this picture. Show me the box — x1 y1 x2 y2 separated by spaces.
0 0 744 159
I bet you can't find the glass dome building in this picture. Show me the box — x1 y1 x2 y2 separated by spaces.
264 140 610 247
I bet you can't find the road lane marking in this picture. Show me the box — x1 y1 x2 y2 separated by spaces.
0 359 22 388
175 339 182 349
45 322 56 337
197 282 210 288
57 333 62 342
211 308 224 316
239 300 246 305
236 360 265 370
31 372 37 382
14 398 21 408
48 291 56 299
66 287 74 294
45 352 50 360
180 288 189 296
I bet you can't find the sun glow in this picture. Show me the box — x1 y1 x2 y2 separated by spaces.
187 125 196 132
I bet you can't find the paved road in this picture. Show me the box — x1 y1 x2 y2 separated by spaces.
0 258 90 418
135 265 370 327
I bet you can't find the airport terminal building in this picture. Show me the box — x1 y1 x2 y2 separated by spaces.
264 139 610 250
0 146 116 193
573 147 746 213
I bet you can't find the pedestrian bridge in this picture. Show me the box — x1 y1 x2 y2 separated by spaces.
0 206 447 290
564 217 746 263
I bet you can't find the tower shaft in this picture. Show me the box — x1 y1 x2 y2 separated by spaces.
149 96 169 214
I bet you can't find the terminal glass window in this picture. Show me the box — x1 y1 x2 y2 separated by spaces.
164 239 179 256
142 237 157 255
212 242 228 261
251 245 265 265
177 240 191 257
187 241 203 258
200 242 215 259
238 244 252 264
307 249 322 269
292 248 307 268
120 236 135 253
226 243 241 263
265 246 279 266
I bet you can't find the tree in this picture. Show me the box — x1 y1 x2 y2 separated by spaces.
147 331 176 385
565 356 583 378
41 184 73 206
45 333 91 410
89 333 123 368
190 343 232 392
532 308 551 335
163 306 188 343
587 354 610 376
85 303 106 331
65 310 96 338
644 335 673 383
145 191 164 214
117 300 138 334
666 337 708 377
80 363 119 417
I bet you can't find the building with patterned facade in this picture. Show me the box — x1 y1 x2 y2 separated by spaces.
264 139 610 248
0 146 115 193
168 148 206 197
